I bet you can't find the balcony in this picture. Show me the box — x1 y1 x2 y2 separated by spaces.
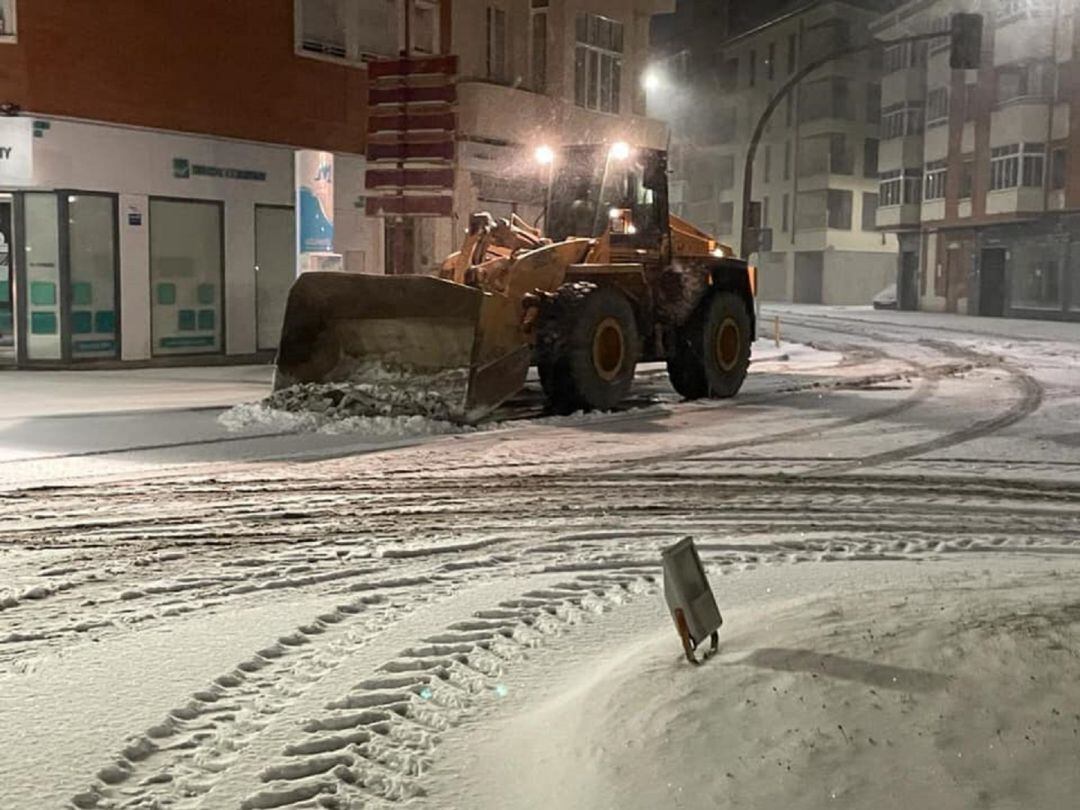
989 100 1069 146
881 67 925 108
994 13 1055 67
921 199 945 222
985 186 1045 215
923 124 949 162
880 135 924 171
876 203 921 229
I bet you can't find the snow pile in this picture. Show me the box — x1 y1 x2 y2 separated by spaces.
219 361 473 438
463 567 1080 809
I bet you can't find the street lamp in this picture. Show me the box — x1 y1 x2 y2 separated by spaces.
642 67 661 93
534 144 555 166
608 141 631 161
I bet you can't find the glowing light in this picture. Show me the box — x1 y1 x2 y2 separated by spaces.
627 224 637 235
534 145 555 166
642 68 661 92
711 247 727 258
608 141 631 161
609 207 622 220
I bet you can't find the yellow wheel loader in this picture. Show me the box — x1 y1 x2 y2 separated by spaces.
274 143 757 422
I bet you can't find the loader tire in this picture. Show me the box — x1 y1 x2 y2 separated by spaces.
537 282 640 415
667 290 751 399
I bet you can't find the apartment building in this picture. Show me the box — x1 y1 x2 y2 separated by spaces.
651 0 897 304
873 0 1080 320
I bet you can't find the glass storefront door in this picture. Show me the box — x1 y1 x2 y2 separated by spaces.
150 198 224 356
13 191 120 363
255 204 295 351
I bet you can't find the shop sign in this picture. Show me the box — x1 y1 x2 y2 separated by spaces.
172 157 266 182
0 118 33 185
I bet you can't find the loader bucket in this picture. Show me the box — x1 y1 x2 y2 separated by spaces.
274 272 530 424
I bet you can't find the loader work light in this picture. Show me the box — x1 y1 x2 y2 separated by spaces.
662 537 722 665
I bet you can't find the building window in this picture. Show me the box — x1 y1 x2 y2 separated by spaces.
928 14 951 54
880 169 921 206
881 102 924 139
782 192 790 231
827 189 852 229
763 144 772 182
1012 257 1060 309
964 83 978 121
829 134 853 174
487 6 508 83
784 141 791 180
990 144 1019 189
861 192 878 230
762 196 770 228
990 143 1044 189
796 190 827 230
766 42 776 80
997 62 1055 104
574 12 623 113
786 32 797 74
1022 142 1045 186
718 201 735 235
960 159 974 198
924 159 947 200
297 0 427 63
0 0 15 40
1051 148 1067 190
717 155 735 190
882 40 927 74
531 1 548 93
997 0 1052 26
799 77 853 123
863 138 879 178
866 84 881 123
749 49 756 86
926 87 949 127
720 57 739 91
785 92 794 127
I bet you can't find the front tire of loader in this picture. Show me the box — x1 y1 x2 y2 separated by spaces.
667 290 751 399
537 282 640 415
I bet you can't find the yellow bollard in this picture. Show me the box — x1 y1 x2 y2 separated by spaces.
773 314 781 348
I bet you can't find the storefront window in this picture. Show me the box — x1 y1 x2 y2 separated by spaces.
23 193 61 360
1011 246 1061 310
67 195 118 358
150 198 223 355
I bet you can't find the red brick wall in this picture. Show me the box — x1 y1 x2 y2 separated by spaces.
0 1 368 152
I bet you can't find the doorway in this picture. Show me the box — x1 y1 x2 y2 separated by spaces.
979 248 1006 317
794 252 824 304
0 199 12 365
255 204 296 351
898 250 918 310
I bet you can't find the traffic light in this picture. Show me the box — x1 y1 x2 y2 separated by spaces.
950 13 983 70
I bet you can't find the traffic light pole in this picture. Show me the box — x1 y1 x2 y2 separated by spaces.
739 30 960 259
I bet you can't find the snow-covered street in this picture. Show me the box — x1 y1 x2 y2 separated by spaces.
1 306 1079 809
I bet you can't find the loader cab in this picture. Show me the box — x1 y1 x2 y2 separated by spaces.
546 144 669 253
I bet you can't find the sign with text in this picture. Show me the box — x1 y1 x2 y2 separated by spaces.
0 118 33 185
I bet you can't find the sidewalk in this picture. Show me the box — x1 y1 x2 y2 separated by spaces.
0 365 273 420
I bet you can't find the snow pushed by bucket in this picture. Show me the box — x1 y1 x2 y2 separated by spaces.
219 361 473 438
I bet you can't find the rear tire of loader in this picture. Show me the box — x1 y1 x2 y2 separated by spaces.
666 290 751 400
537 282 640 415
